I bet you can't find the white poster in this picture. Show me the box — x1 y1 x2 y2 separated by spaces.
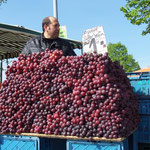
82 26 107 55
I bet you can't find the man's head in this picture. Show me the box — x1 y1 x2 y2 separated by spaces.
42 16 60 39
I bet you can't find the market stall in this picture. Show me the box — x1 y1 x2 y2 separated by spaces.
0 23 82 82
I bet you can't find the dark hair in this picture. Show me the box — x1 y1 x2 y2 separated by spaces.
42 17 51 32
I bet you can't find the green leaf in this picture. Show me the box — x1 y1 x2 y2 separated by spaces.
120 0 150 35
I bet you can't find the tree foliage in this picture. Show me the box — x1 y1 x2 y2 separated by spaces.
0 0 7 6
120 0 150 35
107 42 140 72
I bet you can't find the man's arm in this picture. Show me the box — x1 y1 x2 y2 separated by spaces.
21 40 31 56
61 39 76 56
21 37 41 56
66 42 76 56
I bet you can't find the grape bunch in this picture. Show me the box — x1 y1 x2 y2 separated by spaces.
0 49 139 139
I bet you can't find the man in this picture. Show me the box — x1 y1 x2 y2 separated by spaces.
22 16 76 56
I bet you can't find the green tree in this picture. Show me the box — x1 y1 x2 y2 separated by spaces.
0 0 7 6
107 42 140 72
120 0 150 35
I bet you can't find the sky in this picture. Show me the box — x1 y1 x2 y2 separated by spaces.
0 0 150 69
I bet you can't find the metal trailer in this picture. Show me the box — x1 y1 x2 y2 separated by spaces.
127 72 150 150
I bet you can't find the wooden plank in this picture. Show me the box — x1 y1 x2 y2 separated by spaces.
0 129 136 142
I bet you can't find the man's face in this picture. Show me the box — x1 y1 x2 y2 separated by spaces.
47 18 60 39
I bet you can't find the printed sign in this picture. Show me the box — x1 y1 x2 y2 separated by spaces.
59 26 67 38
82 26 107 55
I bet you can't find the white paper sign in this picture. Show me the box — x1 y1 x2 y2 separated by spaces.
82 26 107 55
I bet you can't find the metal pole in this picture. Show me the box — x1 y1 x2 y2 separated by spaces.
53 0 58 19
0 60 2 83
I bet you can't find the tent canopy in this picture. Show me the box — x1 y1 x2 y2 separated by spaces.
134 67 150 72
0 23 82 60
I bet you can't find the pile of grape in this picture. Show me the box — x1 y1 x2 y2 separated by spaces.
0 49 139 139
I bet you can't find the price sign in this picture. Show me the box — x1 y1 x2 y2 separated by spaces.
82 26 107 55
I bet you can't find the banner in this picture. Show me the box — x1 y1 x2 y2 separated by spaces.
82 26 107 55
59 26 67 38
